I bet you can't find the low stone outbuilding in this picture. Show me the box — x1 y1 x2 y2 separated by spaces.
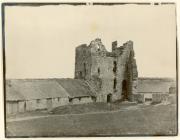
6 79 95 114
6 79 69 114
6 85 25 114
56 79 96 104
136 78 175 103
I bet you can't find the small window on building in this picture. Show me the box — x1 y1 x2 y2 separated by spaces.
58 97 60 102
79 97 81 101
113 78 117 90
98 68 100 75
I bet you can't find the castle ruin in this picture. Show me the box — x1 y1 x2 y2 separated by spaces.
6 38 174 115
75 38 138 102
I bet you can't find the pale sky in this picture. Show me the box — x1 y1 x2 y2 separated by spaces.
5 4 176 79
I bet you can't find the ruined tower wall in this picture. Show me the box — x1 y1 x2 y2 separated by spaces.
75 44 92 80
110 41 138 101
75 39 138 102
118 41 138 101
91 55 115 102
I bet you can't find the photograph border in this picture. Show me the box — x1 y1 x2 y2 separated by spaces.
1 2 178 137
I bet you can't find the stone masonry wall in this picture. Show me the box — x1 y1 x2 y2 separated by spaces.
75 44 92 80
75 38 138 102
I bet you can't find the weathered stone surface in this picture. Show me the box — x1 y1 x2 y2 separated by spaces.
75 38 138 102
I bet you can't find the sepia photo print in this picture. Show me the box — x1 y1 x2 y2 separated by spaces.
2 2 177 137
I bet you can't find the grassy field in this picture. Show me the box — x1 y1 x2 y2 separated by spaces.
6 103 177 137
50 102 137 115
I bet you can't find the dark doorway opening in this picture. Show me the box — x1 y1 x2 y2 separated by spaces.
107 94 112 103
122 80 128 100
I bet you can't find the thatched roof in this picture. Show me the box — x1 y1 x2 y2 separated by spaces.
6 79 95 101
55 78 96 98
6 79 69 101
137 78 175 93
6 85 25 101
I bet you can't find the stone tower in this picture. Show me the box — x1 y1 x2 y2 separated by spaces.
75 38 138 102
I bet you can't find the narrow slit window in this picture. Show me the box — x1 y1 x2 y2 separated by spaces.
113 78 117 90
113 61 117 73
84 63 86 76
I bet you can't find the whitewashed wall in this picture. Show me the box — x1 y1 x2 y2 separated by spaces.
26 100 37 111
18 101 25 112
6 101 18 114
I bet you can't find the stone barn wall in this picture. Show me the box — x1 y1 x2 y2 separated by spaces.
79 97 93 103
36 99 47 110
6 101 18 114
18 101 25 112
7 101 26 114
52 97 69 107
6 97 70 115
70 97 93 105
26 100 37 111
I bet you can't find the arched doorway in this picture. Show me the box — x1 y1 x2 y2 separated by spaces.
107 94 112 103
122 80 128 100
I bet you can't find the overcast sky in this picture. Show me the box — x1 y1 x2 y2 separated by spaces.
5 4 176 79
